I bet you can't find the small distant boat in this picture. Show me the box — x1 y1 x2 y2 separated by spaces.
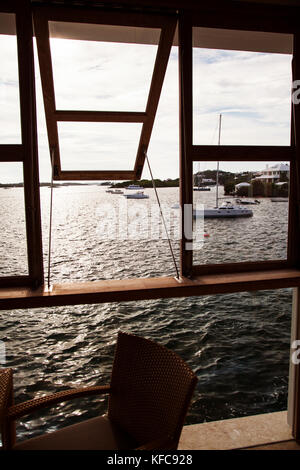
123 191 149 199
126 184 144 190
236 198 260 205
110 189 124 194
271 197 288 202
193 186 211 191
105 189 113 193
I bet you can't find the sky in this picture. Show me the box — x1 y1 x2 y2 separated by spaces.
0 30 293 183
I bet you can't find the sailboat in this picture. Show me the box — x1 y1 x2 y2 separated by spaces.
172 114 253 218
194 115 253 219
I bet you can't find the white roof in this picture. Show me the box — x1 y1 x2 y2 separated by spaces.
235 182 251 187
264 163 290 172
254 174 280 180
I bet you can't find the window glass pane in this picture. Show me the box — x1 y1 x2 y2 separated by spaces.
49 23 160 111
39 182 180 283
0 14 21 144
58 122 143 171
192 161 289 265
0 163 27 276
193 28 292 145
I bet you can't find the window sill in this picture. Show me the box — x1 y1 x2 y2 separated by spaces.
178 411 299 450
0 268 299 310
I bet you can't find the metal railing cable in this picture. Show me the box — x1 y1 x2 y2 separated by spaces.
144 152 180 279
47 148 55 291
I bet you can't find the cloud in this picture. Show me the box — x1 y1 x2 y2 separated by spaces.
0 33 293 182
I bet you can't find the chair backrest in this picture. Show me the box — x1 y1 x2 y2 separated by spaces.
108 331 197 447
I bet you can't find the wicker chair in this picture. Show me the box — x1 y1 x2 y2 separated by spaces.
0 331 197 450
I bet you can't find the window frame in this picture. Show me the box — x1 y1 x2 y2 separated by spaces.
32 4 177 181
0 1 43 288
178 12 300 279
0 0 300 446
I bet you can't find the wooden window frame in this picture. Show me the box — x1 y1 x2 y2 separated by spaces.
0 0 300 444
178 12 300 279
0 0 43 288
32 4 177 181
0 1 298 303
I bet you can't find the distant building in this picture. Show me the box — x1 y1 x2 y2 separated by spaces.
252 163 290 184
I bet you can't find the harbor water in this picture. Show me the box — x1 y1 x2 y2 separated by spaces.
0 185 293 441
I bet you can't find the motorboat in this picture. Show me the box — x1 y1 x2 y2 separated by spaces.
193 186 211 191
110 189 124 194
123 191 149 199
126 184 144 190
235 198 260 205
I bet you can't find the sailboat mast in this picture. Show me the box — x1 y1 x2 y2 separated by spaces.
216 113 222 208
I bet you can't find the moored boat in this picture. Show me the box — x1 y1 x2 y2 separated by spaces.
235 198 260 205
123 191 149 199
126 184 144 190
194 201 253 218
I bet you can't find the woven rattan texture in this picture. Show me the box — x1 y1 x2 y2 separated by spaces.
0 369 13 422
8 385 110 421
108 332 197 446
0 368 13 448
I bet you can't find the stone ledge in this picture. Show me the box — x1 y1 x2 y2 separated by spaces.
178 411 298 450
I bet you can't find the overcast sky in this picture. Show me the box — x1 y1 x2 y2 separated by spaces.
0 33 293 183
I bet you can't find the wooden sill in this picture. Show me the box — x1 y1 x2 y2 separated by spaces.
0 268 299 310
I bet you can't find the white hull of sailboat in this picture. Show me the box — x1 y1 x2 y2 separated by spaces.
194 207 253 218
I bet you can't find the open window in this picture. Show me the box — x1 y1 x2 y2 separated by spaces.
33 5 176 181
178 14 299 278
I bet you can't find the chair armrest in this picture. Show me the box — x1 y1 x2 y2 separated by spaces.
136 436 177 450
0 369 13 421
7 384 111 421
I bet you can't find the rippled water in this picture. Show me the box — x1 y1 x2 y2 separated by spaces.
0 185 293 442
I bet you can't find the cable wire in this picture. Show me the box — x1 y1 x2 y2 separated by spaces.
145 152 180 280
47 148 55 291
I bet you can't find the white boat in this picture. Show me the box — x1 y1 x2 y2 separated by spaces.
193 186 211 191
171 201 252 218
235 198 260 205
123 191 149 199
196 115 253 218
173 114 253 219
194 201 253 218
110 189 124 194
126 184 144 190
